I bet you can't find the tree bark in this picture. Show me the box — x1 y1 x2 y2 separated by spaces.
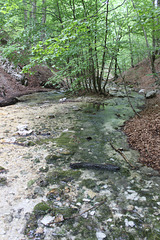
99 0 110 93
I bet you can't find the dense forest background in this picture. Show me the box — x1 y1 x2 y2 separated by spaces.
0 0 160 93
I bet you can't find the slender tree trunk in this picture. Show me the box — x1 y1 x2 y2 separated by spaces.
41 0 47 40
32 0 37 22
126 4 134 67
57 0 63 27
69 0 76 20
99 0 110 93
131 0 156 73
95 0 99 90
23 0 28 28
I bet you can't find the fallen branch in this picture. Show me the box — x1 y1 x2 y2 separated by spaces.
110 142 137 169
48 198 107 226
70 162 120 171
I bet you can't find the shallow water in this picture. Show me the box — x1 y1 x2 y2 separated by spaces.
0 90 160 240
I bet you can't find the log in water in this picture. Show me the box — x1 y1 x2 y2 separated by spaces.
70 162 120 171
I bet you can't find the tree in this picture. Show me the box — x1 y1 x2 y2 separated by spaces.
0 0 160 92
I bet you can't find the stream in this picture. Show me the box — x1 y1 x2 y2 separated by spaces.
0 89 160 240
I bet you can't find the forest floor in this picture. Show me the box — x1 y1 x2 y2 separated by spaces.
0 58 160 173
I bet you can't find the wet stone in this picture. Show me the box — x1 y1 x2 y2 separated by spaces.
0 177 7 186
45 154 60 164
0 166 8 174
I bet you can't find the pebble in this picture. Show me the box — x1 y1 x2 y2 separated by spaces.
125 219 135 227
127 205 134 211
41 215 55 226
96 231 106 240
35 227 44 235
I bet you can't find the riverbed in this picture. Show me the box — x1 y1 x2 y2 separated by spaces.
0 89 160 240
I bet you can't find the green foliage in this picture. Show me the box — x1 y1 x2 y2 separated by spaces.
0 0 160 92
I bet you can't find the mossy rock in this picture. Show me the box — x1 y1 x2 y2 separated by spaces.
39 166 49 172
45 154 60 164
55 132 79 150
0 166 8 174
0 177 7 186
55 206 78 218
46 169 81 184
27 141 35 146
71 218 97 239
46 188 62 200
33 202 51 217
24 214 38 238
80 179 96 189
35 137 54 145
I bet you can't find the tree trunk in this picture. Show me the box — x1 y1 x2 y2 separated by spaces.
41 0 47 40
99 0 110 93
23 0 28 28
131 0 156 73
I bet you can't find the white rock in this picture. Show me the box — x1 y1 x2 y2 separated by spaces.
63 128 69 132
96 231 106 240
17 129 33 136
59 98 67 103
81 212 88 218
89 210 95 216
139 89 145 93
16 124 33 136
17 124 28 131
41 215 55 226
145 90 156 99
125 191 139 200
125 219 135 227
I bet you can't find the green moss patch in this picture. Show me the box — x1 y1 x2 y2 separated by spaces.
46 169 81 184
33 202 51 217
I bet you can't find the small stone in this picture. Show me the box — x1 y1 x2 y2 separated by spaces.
41 215 55 226
35 227 44 235
127 205 134 211
86 189 97 199
145 90 156 99
59 98 67 103
125 219 135 227
96 231 106 240
54 214 64 223
139 89 145 93
83 198 91 202
89 210 95 216
81 212 88 218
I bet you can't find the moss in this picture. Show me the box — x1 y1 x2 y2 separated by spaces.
46 169 81 184
55 206 78 218
35 137 55 145
24 214 38 238
27 141 35 146
33 158 40 163
39 166 49 172
45 154 60 164
71 218 97 239
55 132 79 150
0 177 7 186
0 166 7 174
46 188 61 200
80 179 96 189
33 202 51 217
27 179 36 188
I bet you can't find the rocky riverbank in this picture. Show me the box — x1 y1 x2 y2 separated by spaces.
0 90 160 240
